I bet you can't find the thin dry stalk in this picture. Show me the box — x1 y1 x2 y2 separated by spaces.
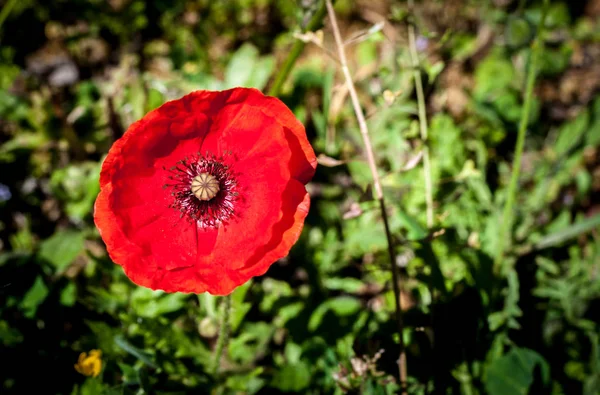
325 0 407 391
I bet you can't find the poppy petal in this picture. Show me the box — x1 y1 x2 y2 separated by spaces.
95 87 317 295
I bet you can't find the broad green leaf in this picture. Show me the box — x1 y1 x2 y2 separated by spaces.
505 16 534 48
484 347 550 395
539 45 572 76
224 44 273 88
473 51 515 100
271 361 311 392
75 378 106 395
248 56 275 90
275 302 304 327
38 230 85 272
49 162 100 221
554 110 589 156
308 296 362 331
117 362 138 384
544 2 571 28
396 210 428 240
347 160 374 190
426 61 445 83
60 282 77 307
130 288 187 318
323 277 364 293
0 320 23 346
284 342 302 364
225 367 266 394
20 276 49 318
229 322 272 365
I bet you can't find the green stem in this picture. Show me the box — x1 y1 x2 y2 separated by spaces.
0 0 18 35
534 213 600 250
407 0 434 229
210 294 232 376
406 5 436 393
494 0 549 270
267 0 327 97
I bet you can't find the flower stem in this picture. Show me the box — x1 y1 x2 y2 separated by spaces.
267 0 326 97
325 0 407 391
406 3 438 390
494 0 549 271
210 294 231 376
407 0 434 229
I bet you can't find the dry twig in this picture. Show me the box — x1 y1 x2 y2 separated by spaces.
325 0 407 391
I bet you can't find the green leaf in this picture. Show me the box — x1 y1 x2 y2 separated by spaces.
271 361 311 392
396 210 428 240
200 292 217 318
347 160 374 190
323 277 364 293
484 347 550 395
225 367 265 394
308 296 362 331
275 302 304 327
130 288 187 318
20 276 49 318
539 45 572 76
544 2 571 28
505 16 534 48
76 378 106 395
50 162 101 221
224 43 273 89
416 243 448 296
225 44 258 87
554 110 589 156
426 61 445 83
535 213 600 250
117 362 138 384
585 120 600 147
38 230 85 272
229 322 273 365
284 342 303 364
85 321 121 354
114 335 158 369
60 282 77 307
473 51 515 101
248 56 275 90
137 367 152 394
145 88 165 113
0 320 23 346
230 281 252 332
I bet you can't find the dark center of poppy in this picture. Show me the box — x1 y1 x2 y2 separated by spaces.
164 153 238 228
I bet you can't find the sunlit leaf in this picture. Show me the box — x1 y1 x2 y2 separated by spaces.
484 347 550 395
38 230 85 272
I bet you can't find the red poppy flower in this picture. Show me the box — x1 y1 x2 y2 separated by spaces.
94 88 317 295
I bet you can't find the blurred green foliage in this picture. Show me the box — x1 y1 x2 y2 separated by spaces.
1 0 600 394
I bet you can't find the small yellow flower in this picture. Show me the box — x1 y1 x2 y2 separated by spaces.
74 349 102 377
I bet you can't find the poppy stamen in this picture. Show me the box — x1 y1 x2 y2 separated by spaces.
164 153 238 227
191 172 220 201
